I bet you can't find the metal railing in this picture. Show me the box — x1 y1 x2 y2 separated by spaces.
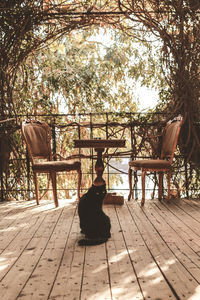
0 112 199 201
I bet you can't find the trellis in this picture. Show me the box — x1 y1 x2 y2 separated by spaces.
1 112 199 202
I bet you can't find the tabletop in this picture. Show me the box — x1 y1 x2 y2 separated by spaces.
74 139 126 149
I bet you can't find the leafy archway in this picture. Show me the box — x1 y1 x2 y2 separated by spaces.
0 1 199 200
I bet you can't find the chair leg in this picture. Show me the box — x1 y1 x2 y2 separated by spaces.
134 171 138 200
167 170 172 200
141 170 146 206
128 167 132 201
51 171 59 207
33 172 39 205
158 172 163 201
77 169 82 201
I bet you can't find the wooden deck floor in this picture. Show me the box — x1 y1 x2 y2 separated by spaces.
0 197 200 300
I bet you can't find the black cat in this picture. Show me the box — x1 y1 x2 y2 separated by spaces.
78 184 111 246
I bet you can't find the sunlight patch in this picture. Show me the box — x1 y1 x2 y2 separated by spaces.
138 262 158 277
0 257 9 272
112 288 143 300
188 286 200 300
151 276 163 285
109 249 135 263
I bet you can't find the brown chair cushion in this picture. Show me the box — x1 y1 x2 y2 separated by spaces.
129 159 171 170
32 161 81 172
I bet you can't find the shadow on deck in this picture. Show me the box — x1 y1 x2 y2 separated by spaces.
0 197 200 300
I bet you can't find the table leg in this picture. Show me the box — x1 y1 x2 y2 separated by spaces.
74 139 125 205
93 148 105 186
93 148 124 205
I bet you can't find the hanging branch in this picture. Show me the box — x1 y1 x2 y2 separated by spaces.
116 0 200 165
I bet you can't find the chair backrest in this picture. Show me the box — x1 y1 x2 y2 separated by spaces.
21 120 52 163
161 115 183 163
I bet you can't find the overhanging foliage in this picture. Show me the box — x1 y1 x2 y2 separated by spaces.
0 0 199 201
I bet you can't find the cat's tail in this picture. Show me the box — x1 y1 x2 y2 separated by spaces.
78 237 108 246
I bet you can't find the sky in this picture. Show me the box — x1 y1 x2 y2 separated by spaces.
136 85 159 111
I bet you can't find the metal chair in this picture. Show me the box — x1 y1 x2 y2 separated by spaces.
128 115 183 205
21 119 81 207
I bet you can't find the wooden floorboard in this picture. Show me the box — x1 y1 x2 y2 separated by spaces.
0 198 200 300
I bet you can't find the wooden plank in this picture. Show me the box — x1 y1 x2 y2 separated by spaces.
0 201 19 217
0 202 64 300
116 202 177 300
0 205 53 280
140 200 200 283
0 201 35 230
14 203 76 300
49 210 85 300
173 198 200 222
0 201 28 215
162 200 200 237
127 200 200 300
80 244 111 300
155 200 200 252
104 205 143 300
180 198 200 209
0 199 200 300
0 201 50 252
